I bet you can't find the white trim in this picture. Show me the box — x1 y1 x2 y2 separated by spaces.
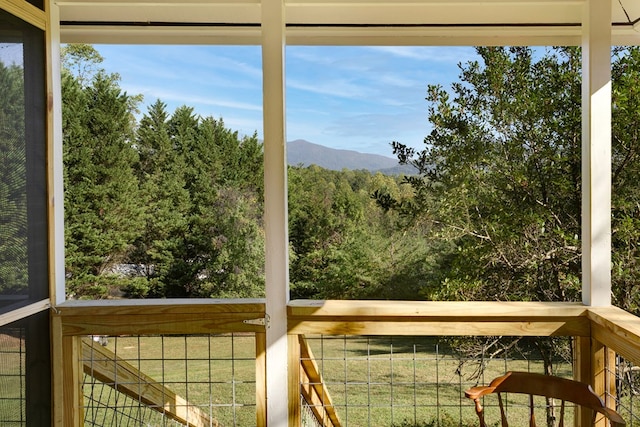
262 0 290 425
581 0 612 306
59 24 640 47
49 0 66 306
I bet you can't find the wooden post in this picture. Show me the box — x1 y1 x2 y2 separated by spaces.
581 0 612 306
288 334 301 427
261 0 290 426
256 332 267 427
61 334 83 427
574 336 592 427
591 338 608 427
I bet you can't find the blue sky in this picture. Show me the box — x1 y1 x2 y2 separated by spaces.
95 45 478 157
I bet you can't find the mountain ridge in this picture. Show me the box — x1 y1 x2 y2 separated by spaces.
286 139 416 174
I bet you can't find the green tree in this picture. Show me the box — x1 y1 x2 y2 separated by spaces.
0 61 27 293
610 47 640 314
62 45 145 298
127 100 190 297
159 108 265 298
288 166 431 300
388 46 583 303
380 47 586 389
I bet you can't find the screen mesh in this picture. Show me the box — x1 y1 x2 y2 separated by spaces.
0 8 48 314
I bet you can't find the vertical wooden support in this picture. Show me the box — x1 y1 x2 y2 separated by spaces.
261 0 289 426
60 334 83 427
288 334 301 427
591 339 608 427
581 0 612 306
51 315 64 426
256 332 267 427
577 336 618 427
46 0 66 306
574 336 592 427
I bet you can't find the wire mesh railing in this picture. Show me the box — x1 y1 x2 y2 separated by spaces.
299 335 576 427
4 325 639 426
613 354 640 426
0 328 25 425
81 333 257 427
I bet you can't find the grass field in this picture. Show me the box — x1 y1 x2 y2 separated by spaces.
82 334 577 427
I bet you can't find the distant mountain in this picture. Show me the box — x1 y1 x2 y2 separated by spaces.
286 139 416 174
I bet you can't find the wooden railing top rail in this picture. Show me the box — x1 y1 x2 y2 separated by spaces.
288 300 591 337
53 299 640 365
55 298 266 336
588 306 640 366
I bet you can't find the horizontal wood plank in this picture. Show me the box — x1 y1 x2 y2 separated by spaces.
288 319 590 337
56 299 265 335
588 306 640 366
288 300 588 319
288 300 590 337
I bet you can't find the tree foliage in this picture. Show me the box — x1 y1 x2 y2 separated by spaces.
0 60 27 293
377 46 640 385
385 47 585 303
62 46 145 297
62 45 265 299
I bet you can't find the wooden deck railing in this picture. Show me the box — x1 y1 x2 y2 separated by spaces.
51 299 640 426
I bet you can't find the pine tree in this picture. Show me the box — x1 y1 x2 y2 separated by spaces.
128 100 190 297
62 47 145 298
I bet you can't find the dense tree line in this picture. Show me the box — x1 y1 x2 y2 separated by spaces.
60 44 640 319
62 45 265 298
61 45 425 300
382 46 640 315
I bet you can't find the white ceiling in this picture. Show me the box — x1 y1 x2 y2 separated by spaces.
57 0 640 46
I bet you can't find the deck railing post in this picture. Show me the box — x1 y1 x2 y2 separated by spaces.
61 334 83 427
574 336 592 427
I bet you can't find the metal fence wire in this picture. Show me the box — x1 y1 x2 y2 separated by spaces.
0 328 25 425
2 330 639 426
299 335 578 427
614 354 640 426
81 333 257 427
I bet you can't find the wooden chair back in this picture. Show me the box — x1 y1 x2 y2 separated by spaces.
464 371 626 427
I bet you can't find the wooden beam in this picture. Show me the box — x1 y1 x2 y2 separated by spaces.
0 0 46 29
288 334 301 427
256 332 267 427
588 306 640 366
288 301 591 337
0 299 50 327
298 335 341 427
573 336 592 427
56 299 266 336
62 335 83 427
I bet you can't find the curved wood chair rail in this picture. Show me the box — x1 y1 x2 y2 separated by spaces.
464 371 626 427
